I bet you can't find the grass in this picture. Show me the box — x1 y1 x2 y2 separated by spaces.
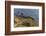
14 16 38 27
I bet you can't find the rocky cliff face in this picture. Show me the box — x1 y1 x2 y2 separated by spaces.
14 16 38 27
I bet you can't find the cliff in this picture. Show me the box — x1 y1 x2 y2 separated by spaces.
14 16 38 27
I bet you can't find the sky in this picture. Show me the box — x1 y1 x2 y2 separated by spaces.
14 8 39 21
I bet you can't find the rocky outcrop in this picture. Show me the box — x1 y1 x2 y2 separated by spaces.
14 16 38 27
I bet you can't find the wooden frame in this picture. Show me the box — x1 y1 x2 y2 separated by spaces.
5 1 45 35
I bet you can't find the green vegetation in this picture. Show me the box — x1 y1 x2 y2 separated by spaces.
14 16 38 27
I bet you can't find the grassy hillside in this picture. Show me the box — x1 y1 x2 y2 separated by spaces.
14 16 38 27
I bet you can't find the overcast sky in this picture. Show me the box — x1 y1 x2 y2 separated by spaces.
14 8 39 21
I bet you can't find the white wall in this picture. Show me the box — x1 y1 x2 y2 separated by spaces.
0 0 46 36
0 0 5 36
